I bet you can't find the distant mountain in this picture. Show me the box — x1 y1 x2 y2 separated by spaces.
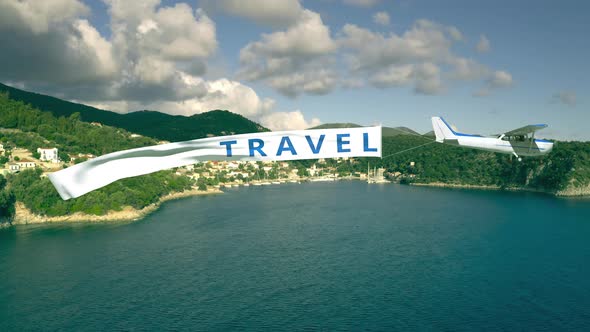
309 123 419 137
382 126 420 137
0 83 268 141
310 123 363 129
423 130 436 138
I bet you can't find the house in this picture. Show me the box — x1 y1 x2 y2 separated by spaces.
0 143 4 155
37 147 59 163
17 158 36 169
7 162 20 173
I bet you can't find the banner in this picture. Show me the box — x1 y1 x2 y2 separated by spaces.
49 126 382 200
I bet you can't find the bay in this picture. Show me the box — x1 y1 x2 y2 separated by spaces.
1 182 590 331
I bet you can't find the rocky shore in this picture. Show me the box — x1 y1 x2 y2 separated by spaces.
11 188 223 225
412 181 590 197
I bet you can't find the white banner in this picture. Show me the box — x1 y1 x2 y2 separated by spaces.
48 126 381 200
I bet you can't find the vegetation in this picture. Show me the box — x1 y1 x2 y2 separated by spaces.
7 169 192 216
0 83 269 142
0 93 156 156
0 175 16 221
362 135 587 192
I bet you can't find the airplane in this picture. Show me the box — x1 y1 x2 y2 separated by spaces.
431 116 554 160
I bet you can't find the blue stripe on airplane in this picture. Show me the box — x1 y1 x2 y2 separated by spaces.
439 117 482 137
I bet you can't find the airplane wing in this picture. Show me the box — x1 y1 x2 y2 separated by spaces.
503 124 548 136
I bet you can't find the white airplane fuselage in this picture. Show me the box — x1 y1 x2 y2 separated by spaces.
432 117 554 158
442 136 553 157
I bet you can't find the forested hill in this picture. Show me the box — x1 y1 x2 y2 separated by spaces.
310 123 420 137
371 135 590 195
0 83 268 142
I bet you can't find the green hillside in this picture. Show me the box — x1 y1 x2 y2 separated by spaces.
0 83 268 142
0 94 191 218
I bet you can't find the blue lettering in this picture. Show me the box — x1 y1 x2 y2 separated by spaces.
248 139 267 157
220 140 237 157
363 133 378 152
337 133 351 153
305 135 325 154
277 136 297 156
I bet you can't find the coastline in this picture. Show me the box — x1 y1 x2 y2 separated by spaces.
11 188 223 226
411 181 590 197
7 178 590 227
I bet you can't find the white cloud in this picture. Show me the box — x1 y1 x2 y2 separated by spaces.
474 70 513 96
338 20 511 95
200 0 303 27
369 64 414 88
488 70 512 88
373 11 390 26
343 0 381 7
339 20 455 72
448 26 463 41
552 91 576 107
476 34 490 53
259 111 321 130
238 9 338 97
0 0 320 127
449 57 490 80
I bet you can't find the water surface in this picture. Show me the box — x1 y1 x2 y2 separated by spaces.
1 182 590 331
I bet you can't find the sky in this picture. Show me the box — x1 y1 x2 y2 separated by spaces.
0 0 588 139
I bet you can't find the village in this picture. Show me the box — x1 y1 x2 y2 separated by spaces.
0 141 412 189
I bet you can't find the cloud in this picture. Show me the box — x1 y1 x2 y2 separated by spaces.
449 57 490 80
238 9 338 97
343 0 381 7
487 70 512 87
476 34 490 53
373 11 390 26
552 91 576 107
447 26 463 41
474 70 513 96
0 0 323 130
200 0 303 27
259 110 321 130
0 0 117 85
339 20 461 94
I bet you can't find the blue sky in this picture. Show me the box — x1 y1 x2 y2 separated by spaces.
0 0 588 139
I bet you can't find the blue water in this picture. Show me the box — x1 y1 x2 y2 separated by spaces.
1 182 590 331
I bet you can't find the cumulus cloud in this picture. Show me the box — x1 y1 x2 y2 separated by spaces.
0 0 117 85
552 91 576 107
373 11 390 26
238 9 338 97
337 20 512 95
0 0 323 131
474 70 513 96
259 110 321 131
200 0 303 27
476 34 491 53
343 0 381 7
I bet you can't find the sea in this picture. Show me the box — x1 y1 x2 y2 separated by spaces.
1 181 590 331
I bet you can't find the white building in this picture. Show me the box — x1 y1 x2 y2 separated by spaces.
37 148 59 163
16 159 36 169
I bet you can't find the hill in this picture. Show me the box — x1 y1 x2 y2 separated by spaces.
310 123 363 129
310 123 420 136
0 83 268 142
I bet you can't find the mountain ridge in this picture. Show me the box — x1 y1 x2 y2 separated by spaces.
0 82 268 142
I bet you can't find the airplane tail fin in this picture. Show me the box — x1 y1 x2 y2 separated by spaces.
431 116 457 143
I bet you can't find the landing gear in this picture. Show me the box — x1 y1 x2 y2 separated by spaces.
512 152 522 162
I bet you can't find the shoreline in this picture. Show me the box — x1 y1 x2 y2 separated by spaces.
6 178 590 227
410 181 590 197
11 188 223 226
